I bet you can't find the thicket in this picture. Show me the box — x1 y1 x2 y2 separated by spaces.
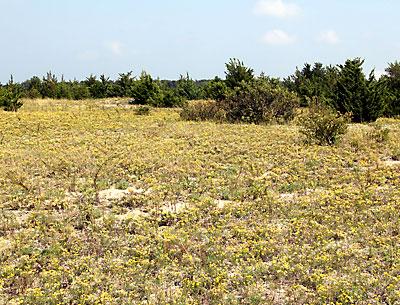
2 57 400 119
285 58 398 122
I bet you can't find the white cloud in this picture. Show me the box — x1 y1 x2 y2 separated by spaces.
318 30 340 45
108 41 123 56
254 0 301 18
262 29 296 45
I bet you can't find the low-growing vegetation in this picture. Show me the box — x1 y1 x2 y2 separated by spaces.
1 99 400 304
298 100 351 145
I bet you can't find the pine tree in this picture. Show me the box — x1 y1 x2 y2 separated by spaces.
334 58 386 122
225 58 254 89
0 76 23 112
383 61 400 116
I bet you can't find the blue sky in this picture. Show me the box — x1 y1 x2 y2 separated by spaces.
1 0 399 83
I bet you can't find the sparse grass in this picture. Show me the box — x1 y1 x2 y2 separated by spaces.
1 99 400 304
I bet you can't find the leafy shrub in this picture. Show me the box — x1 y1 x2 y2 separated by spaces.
298 100 350 145
0 76 23 112
222 80 299 124
180 100 226 122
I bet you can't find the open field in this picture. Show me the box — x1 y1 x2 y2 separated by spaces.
1 99 400 304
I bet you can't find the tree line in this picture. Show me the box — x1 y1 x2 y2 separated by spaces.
1 58 399 122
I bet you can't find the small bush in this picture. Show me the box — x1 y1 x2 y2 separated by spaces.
298 100 350 145
180 100 226 122
134 105 151 115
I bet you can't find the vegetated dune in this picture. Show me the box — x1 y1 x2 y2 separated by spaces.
1 99 399 304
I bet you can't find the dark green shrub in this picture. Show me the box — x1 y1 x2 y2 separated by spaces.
0 76 23 112
129 72 160 105
225 58 254 89
180 100 226 122
382 61 400 117
333 58 387 122
115 71 135 97
176 73 201 100
222 80 299 124
134 105 151 115
158 88 185 108
298 100 350 145
71 82 90 100
204 77 229 101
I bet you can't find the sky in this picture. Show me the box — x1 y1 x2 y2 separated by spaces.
1 0 399 83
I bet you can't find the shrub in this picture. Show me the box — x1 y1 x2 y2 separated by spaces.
134 105 151 115
0 76 23 112
158 87 185 108
204 77 229 101
225 58 254 89
176 73 201 100
298 100 350 145
180 100 226 122
130 72 161 106
222 80 299 124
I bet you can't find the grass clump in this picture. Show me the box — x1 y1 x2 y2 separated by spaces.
298 100 350 145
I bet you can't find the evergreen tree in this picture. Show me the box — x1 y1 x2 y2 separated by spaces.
0 76 23 111
41 71 58 98
284 63 338 106
334 58 386 122
115 71 135 97
130 71 161 105
225 58 254 89
176 73 200 100
383 61 400 116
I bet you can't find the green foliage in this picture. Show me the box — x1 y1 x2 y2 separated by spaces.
40 71 58 98
0 76 23 112
383 61 400 116
129 72 185 108
115 71 135 97
22 76 42 99
285 63 338 106
222 79 299 124
130 72 161 105
158 87 185 108
204 77 229 101
333 58 387 122
225 58 254 89
298 99 350 145
70 81 90 100
176 73 201 100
